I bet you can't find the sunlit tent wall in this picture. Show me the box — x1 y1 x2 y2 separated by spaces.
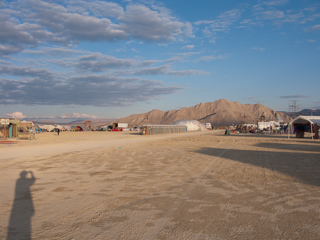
172 119 207 132
289 116 320 139
55 125 64 130
142 125 187 136
40 125 55 132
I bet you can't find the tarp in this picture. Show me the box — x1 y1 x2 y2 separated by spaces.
290 116 320 126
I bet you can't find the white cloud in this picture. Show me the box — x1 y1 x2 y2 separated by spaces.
262 0 289 6
118 4 192 42
1 0 193 55
182 45 195 50
0 68 183 106
305 24 320 32
0 45 23 56
59 113 101 119
67 0 124 18
198 54 229 61
23 47 83 56
260 10 284 20
125 64 208 76
72 53 136 72
311 24 320 31
6 112 27 119
300 13 320 24
252 47 266 52
195 9 242 36
304 7 317 12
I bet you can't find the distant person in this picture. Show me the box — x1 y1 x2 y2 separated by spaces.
57 129 60 136
280 126 284 134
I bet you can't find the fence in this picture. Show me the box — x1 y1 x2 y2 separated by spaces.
141 125 187 136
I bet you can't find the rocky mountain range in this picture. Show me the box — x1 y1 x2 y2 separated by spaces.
118 99 292 127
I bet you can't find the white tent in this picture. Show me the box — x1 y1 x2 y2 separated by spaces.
55 125 64 130
289 116 320 139
290 116 320 125
172 119 207 132
40 125 55 132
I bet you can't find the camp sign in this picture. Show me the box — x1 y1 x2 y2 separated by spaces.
0 119 10 125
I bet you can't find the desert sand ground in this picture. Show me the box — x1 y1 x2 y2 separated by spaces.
1 130 320 239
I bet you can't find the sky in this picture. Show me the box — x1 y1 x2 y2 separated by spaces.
1 0 320 121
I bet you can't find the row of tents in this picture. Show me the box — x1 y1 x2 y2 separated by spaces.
37 125 91 132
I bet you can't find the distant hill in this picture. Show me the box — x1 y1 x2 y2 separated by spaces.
63 118 119 126
118 99 292 127
31 118 119 126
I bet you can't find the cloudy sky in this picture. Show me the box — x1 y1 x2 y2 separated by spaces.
1 0 319 121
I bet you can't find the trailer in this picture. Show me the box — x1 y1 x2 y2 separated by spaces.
112 123 128 130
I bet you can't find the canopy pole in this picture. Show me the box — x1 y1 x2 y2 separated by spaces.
311 123 313 140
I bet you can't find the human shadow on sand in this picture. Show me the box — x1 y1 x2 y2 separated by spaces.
7 171 35 240
194 147 320 187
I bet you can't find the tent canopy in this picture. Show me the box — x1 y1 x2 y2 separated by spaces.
172 119 207 131
290 116 320 126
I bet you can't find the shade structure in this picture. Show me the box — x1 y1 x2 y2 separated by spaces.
172 119 207 132
290 116 320 125
289 116 320 139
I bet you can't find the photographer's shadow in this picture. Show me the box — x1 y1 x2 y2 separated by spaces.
7 171 35 240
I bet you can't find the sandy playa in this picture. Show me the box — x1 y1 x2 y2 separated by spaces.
1 131 320 239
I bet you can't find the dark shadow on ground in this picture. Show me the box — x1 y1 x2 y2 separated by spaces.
223 134 320 144
127 132 142 136
7 171 36 240
226 134 290 139
255 142 320 153
194 147 320 187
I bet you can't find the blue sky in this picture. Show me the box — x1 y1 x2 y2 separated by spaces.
1 0 319 121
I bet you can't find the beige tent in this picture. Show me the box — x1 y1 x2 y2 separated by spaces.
40 125 55 132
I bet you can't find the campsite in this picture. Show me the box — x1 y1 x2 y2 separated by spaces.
1 128 320 239
1 0 320 238
1 101 320 239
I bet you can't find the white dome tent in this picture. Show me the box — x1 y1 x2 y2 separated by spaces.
172 119 207 132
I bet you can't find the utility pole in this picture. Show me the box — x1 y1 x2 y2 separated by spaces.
288 100 299 118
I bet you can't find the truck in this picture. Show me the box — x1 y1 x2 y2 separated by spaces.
112 122 128 130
